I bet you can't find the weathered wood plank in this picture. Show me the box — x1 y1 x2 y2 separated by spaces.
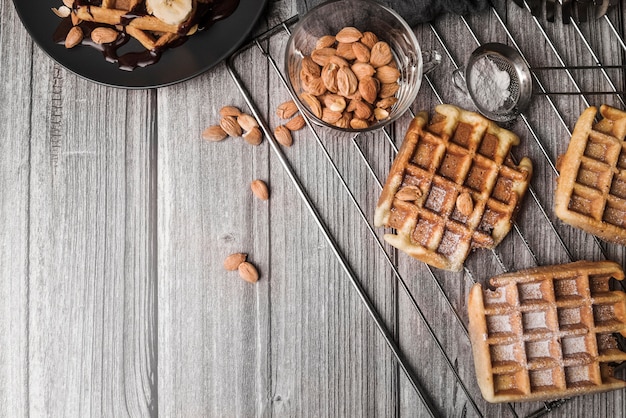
24 52 156 417
0 0 33 416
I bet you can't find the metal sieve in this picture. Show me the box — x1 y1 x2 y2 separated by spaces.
453 43 532 123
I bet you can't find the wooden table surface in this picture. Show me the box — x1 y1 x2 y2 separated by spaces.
1 1 625 417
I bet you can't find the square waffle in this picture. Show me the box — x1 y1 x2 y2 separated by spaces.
468 261 626 403
374 104 533 271
555 105 626 245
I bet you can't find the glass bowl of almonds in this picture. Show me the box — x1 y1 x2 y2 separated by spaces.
285 0 429 133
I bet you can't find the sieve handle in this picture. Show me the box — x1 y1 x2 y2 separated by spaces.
422 50 442 75
452 67 468 93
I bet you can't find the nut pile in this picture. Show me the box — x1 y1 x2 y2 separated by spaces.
298 27 400 129
223 253 259 283
202 106 263 146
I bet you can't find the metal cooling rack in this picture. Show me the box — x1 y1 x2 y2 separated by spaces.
226 2 626 417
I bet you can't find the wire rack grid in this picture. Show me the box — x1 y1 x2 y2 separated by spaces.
226 2 626 417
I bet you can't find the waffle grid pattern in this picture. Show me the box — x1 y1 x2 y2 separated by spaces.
555 105 626 245
469 261 626 403
374 104 532 271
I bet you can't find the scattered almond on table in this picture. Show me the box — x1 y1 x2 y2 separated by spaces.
250 179 269 201
238 262 259 283
201 105 264 145
223 253 247 271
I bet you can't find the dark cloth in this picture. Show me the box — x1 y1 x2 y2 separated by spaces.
299 0 500 26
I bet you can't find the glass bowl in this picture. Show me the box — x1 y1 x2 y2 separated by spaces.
284 0 427 133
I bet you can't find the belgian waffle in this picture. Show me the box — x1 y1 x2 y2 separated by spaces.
468 261 626 403
374 104 533 271
555 105 626 245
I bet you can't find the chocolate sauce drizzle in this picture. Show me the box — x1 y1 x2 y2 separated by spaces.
55 0 240 71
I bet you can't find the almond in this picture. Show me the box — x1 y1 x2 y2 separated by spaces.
220 116 242 137
251 179 269 200
300 93 323 119
374 107 389 121
350 118 369 130
351 62 376 80
302 76 327 96
311 47 336 66
321 62 339 93
337 67 358 97
352 42 370 63
65 26 83 49
347 99 372 120
243 127 263 145
328 55 350 68
370 41 393 68
202 125 228 142
237 113 258 131
456 192 474 216
301 56 321 78
335 27 363 43
238 262 259 283
376 97 398 109
375 65 400 84
358 76 379 104
379 82 400 98
323 94 346 112
91 27 118 44
360 31 379 49
274 125 293 147
322 107 343 124
316 35 336 49
224 253 247 271
285 115 306 131
276 100 298 119
396 186 422 202
335 112 352 129
335 42 357 60
220 105 242 117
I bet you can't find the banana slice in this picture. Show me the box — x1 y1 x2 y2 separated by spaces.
146 0 193 26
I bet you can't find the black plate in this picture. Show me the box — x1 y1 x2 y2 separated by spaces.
12 0 268 88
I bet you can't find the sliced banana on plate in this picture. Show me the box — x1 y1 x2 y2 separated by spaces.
146 0 194 26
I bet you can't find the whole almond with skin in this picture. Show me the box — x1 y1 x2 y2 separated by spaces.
347 99 372 120
301 56 321 78
303 76 327 96
285 115 306 131
274 125 293 147
220 116 242 137
276 100 298 119
370 41 393 67
316 35 336 49
311 47 336 66
220 105 242 117
396 186 422 202
322 108 342 124
65 26 83 49
251 179 269 200
337 66 358 96
350 118 369 130
358 76 379 104
375 65 401 84
224 253 247 271
323 94 346 112
237 113 258 131
91 27 118 44
243 127 263 145
335 112 352 129
360 31 379 49
336 27 362 43
351 62 375 80
238 262 259 283
374 107 389 120
379 82 400 98
328 55 350 68
456 191 474 216
352 42 370 63
376 97 398 109
202 125 228 142
321 62 339 93
336 42 357 60
300 93 323 118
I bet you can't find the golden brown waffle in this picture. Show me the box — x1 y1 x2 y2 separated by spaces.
374 104 533 271
468 261 626 403
555 105 626 245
